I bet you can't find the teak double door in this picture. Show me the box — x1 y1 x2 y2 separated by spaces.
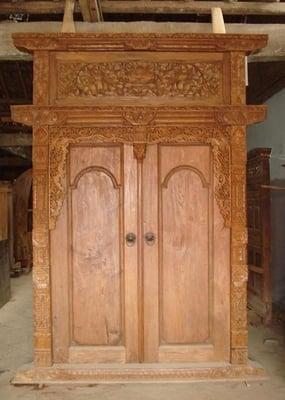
53 141 230 364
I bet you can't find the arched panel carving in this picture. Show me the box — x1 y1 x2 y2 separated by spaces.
162 165 209 189
71 166 120 190
49 126 231 230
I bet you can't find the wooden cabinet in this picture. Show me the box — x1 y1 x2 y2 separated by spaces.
247 148 272 324
11 32 268 383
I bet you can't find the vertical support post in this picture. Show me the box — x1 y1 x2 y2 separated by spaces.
230 126 248 365
32 51 52 367
229 49 248 365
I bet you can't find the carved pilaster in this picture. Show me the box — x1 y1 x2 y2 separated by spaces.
230 126 248 364
33 51 50 105
33 126 52 367
230 52 245 105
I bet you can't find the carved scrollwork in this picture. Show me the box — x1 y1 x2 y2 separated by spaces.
57 61 222 100
49 126 231 229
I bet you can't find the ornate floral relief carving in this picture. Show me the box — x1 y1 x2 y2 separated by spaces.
57 61 222 100
231 348 248 365
231 283 247 331
49 126 231 229
133 143 147 162
123 109 157 126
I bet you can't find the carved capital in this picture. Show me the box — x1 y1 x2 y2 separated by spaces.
133 143 147 162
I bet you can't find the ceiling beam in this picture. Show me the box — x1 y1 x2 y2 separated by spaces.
0 133 32 146
0 1 81 15
1 22 285 62
101 1 285 16
0 0 285 16
79 0 103 22
0 156 31 167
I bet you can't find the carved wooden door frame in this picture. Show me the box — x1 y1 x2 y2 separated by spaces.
10 32 268 382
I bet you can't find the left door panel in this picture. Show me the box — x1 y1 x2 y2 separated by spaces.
51 144 139 364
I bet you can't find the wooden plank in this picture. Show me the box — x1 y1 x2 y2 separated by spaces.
101 1 285 15
0 189 9 241
1 1 285 16
0 133 32 146
0 1 80 14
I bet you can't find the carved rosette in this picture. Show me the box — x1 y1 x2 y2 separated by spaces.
49 125 231 230
230 126 248 364
32 126 52 367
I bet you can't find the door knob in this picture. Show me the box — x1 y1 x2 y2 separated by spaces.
144 232 155 246
126 232 136 247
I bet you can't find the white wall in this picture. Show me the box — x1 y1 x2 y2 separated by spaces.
247 89 285 310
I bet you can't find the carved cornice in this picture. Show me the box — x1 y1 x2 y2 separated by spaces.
11 105 266 127
49 126 231 230
12 33 268 54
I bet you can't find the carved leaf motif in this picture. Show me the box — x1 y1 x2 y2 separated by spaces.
57 61 222 100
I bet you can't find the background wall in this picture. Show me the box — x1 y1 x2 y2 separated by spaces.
247 88 285 311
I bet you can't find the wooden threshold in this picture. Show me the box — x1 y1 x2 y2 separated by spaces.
12 361 266 385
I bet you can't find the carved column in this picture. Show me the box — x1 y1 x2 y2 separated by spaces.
32 51 52 367
230 126 248 364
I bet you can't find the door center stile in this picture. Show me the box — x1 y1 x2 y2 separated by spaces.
133 143 147 363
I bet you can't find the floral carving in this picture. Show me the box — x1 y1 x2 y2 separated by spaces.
57 61 222 100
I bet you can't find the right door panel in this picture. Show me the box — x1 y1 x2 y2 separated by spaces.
143 144 230 363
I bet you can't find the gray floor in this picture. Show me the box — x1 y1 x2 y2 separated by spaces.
0 274 285 400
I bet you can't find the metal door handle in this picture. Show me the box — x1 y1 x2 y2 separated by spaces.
126 232 136 247
144 232 155 246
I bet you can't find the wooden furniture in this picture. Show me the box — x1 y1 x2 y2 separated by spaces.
0 181 12 308
11 32 268 384
13 168 33 272
247 148 272 325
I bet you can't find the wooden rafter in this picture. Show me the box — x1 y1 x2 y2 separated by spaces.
79 0 103 22
0 1 285 16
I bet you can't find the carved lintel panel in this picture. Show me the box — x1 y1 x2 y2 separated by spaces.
48 126 230 230
57 61 223 101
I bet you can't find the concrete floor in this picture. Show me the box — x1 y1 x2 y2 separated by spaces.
0 274 285 400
